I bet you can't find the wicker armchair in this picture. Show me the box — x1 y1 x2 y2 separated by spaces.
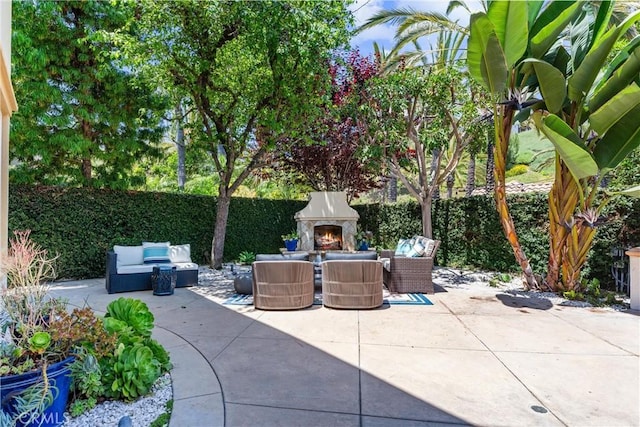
380 240 440 294
321 260 383 309
252 261 315 310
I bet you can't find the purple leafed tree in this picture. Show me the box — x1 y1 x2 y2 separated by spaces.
263 50 384 200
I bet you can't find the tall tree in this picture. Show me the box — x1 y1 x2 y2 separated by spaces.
10 0 168 188
358 5 471 72
362 63 490 238
468 1 640 291
124 0 352 268
358 5 491 234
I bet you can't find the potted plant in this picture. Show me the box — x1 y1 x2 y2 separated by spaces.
281 231 299 252
0 231 171 426
0 230 79 426
356 230 373 251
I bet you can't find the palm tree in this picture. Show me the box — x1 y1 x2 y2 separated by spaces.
359 6 470 73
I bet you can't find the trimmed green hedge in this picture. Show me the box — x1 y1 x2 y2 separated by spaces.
8 185 640 288
356 194 639 288
8 185 305 280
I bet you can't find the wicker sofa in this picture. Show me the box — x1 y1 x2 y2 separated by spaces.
105 243 198 294
380 240 440 294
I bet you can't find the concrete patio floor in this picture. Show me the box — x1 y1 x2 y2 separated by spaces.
49 274 640 427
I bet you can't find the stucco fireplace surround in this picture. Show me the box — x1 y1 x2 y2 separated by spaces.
295 191 359 252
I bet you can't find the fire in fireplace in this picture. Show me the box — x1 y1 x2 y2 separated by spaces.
314 225 342 250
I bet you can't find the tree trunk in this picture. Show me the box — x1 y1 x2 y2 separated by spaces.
421 192 433 238
81 158 92 184
561 219 597 291
494 107 538 290
81 120 92 184
446 172 454 199
465 153 476 197
485 141 495 195
211 193 231 269
430 149 440 201
546 158 579 290
388 174 397 202
175 106 186 191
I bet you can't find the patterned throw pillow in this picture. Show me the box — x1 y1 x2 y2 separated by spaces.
142 242 171 264
407 236 436 257
407 240 426 257
394 238 414 256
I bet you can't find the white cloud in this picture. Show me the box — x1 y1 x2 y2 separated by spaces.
349 0 395 55
349 0 386 25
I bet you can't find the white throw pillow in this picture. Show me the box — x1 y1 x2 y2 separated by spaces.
113 245 144 267
422 238 436 256
170 244 192 263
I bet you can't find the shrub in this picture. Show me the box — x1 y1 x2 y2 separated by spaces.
506 164 529 177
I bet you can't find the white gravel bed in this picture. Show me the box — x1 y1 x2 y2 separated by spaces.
62 373 172 427
432 267 631 311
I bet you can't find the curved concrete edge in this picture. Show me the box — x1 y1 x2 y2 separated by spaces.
153 327 225 426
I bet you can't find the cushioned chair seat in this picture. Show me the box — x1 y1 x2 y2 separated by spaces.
252 260 315 310
321 260 383 309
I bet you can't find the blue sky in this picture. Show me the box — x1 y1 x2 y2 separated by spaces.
348 0 483 57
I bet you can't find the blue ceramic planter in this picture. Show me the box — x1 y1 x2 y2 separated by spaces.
1 356 74 427
284 239 298 251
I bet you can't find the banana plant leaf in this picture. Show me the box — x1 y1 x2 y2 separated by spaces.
486 1 528 67
522 58 566 113
529 1 581 59
593 103 640 172
589 44 640 113
590 83 640 135
613 185 640 198
468 13 507 95
533 112 598 180
569 10 640 103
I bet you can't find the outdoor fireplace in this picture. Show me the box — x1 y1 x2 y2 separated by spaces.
314 225 342 250
295 191 359 252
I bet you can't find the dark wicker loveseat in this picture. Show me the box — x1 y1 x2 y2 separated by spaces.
105 243 198 294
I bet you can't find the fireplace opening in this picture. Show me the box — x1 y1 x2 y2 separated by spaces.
314 225 342 250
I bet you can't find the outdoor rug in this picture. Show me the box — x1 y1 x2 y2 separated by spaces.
223 291 433 306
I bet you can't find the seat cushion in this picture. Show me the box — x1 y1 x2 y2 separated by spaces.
117 262 198 275
117 264 155 274
255 253 310 261
324 251 378 261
